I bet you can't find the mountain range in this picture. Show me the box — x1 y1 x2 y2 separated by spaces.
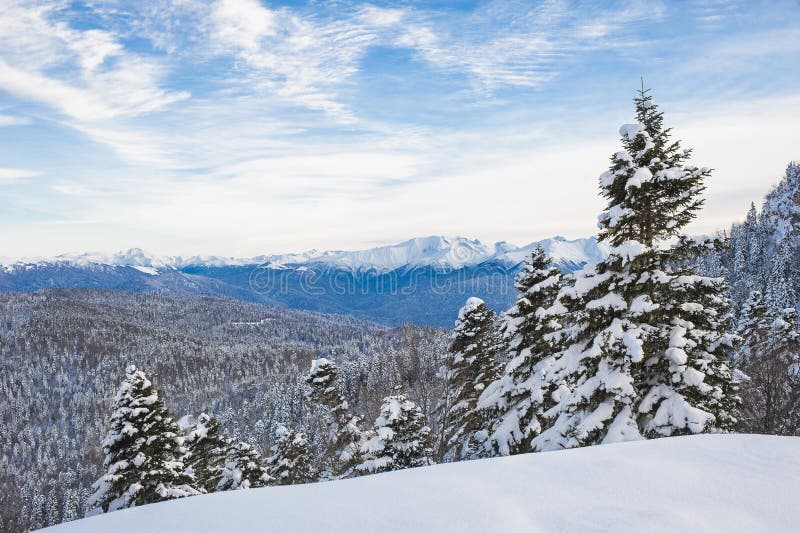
0 235 606 326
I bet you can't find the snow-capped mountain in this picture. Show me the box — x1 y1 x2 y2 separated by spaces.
0 236 605 326
2 235 605 272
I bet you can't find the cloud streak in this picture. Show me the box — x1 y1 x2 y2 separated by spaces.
0 167 41 184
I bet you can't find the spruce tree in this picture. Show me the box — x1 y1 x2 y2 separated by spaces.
184 413 230 494
478 248 566 455
217 441 271 491
533 87 739 450
266 425 315 485
87 366 199 514
440 297 501 460
357 393 432 474
640 236 740 437
305 358 364 478
736 290 800 435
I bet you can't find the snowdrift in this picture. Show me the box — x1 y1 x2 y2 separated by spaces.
44 434 799 533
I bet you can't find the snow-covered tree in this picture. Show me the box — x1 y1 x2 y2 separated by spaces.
439 297 501 460
736 291 800 435
217 441 271 491
305 358 364 478
533 87 738 450
266 425 315 485
641 236 740 437
478 248 566 455
713 163 800 314
765 236 797 311
87 366 199 514
357 394 432 474
184 413 230 494
761 162 800 246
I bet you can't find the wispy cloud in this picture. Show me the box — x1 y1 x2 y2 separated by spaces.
0 114 30 126
0 1 188 122
84 0 665 123
0 167 41 184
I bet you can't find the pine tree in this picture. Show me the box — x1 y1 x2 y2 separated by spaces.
184 413 230 494
266 425 315 485
736 291 800 435
305 358 364 478
217 441 271 491
439 297 501 460
87 366 199 514
477 248 566 455
533 86 738 450
357 393 432 474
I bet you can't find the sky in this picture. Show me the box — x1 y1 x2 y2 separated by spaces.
1 0 799 258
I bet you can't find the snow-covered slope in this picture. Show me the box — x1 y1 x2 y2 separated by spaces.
44 435 799 533
2 235 605 272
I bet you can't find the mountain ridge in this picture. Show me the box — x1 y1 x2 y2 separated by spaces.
0 235 607 326
1 235 606 272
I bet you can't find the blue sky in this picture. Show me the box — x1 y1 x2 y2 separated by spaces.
1 0 799 257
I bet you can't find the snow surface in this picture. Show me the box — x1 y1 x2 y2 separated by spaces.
44 435 799 533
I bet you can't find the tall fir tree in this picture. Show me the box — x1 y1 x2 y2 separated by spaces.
305 358 364 478
357 393 432 474
266 425 315 485
735 291 800 435
87 366 199 514
478 248 566 455
439 297 501 460
217 441 271 491
533 87 738 450
183 413 230 494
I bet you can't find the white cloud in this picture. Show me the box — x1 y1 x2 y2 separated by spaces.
391 1 666 94
211 0 277 52
0 114 30 126
0 58 117 121
679 27 800 76
0 167 41 184
207 0 390 122
199 0 663 120
67 28 123 72
0 1 188 122
15 94 792 258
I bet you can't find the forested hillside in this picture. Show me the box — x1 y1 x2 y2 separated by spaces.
0 290 448 532
702 162 800 315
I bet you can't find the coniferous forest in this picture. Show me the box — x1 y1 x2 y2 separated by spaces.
2 90 799 532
